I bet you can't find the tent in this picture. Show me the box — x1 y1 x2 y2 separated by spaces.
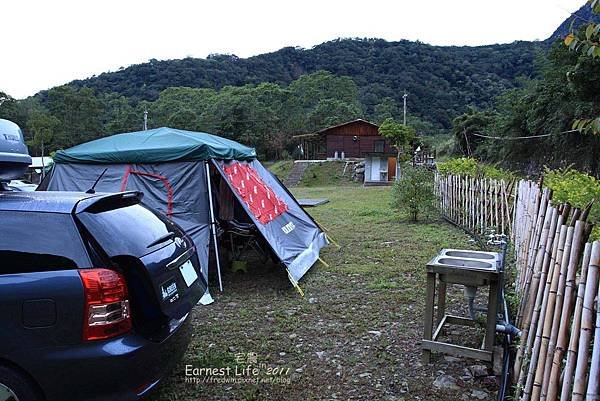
40 127 328 301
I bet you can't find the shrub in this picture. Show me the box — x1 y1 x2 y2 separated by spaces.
436 157 512 180
544 167 600 239
437 157 478 177
391 165 435 221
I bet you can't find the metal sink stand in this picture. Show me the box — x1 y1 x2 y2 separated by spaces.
421 250 500 363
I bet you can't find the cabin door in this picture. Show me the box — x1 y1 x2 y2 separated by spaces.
387 157 396 181
370 157 380 181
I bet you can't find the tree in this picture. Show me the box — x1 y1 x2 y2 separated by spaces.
26 112 61 159
0 91 28 127
45 86 105 147
564 0 600 134
451 107 496 157
391 165 435 221
378 118 416 179
102 94 142 133
373 97 399 124
307 99 362 131
167 108 199 130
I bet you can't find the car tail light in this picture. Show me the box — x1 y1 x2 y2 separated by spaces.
78 268 132 341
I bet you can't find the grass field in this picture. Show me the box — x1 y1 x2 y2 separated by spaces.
147 185 496 401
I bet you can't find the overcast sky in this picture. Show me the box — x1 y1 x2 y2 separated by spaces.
1 0 582 99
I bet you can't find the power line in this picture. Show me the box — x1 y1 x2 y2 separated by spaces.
471 129 579 140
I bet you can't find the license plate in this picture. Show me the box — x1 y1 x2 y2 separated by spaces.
179 260 198 287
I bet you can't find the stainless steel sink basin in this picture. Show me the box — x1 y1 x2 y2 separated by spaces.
436 257 495 270
444 250 495 260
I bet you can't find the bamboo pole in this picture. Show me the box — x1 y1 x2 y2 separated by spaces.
484 178 488 232
520 189 550 307
522 182 541 259
500 179 506 235
586 257 600 400
521 208 560 401
454 175 458 222
471 177 475 231
461 176 464 226
545 224 576 399
517 180 535 283
465 177 469 228
448 175 452 220
525 185 546 270
512 179 522 243
538 223 570 401
494 179 499 232
507 178 516 227
519 199 552 324
479 178 484 234
544 220 585 400
461 176 468 227
557 242 593 401
519 182 539 289
531 216 565 401
514 205 555 394
572 241 600 401
450 176 456 221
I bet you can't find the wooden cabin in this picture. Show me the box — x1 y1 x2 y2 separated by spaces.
294 119 397 184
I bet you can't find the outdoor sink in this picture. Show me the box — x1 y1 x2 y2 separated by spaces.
444 250 495 260
427 249 500 286
436 257 495 270
440 249 499 262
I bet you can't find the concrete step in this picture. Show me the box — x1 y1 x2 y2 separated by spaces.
284 162 309 187
363 180 394 187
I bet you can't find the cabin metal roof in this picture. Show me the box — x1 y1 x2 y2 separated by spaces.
293 119 379 139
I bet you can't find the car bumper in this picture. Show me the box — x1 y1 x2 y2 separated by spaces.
16 313 192 401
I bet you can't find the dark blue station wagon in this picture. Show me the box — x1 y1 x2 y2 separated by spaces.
0 190 206 401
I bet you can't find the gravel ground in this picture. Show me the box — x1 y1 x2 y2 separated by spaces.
147 186 500 401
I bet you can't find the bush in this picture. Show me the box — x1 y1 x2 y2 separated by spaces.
544 167 600 239
437 157 478 176
391 165 435 221
436 157 513 180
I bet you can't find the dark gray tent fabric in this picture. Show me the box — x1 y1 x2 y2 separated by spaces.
214 159 328 282
45 162 211 280
44 157 327 288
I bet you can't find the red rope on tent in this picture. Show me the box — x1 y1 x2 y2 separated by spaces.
120 165 174 217
120 165 132 192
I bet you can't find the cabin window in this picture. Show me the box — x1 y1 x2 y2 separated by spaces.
374 140 385 153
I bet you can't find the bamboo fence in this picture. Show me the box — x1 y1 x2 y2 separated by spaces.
434 174 514 236
511 178 597 401
434 175 599 401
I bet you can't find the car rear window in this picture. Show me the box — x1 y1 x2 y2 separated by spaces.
0 211 91 273
77 203 179 258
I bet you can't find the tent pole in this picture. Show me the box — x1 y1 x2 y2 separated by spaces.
205 162 224 292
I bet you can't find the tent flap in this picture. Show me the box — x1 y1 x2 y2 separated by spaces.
214 159 328 282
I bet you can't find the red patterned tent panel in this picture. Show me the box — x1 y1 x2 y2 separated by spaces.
223 162 288 225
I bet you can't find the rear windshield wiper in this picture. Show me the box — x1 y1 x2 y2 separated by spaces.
147 231 176 248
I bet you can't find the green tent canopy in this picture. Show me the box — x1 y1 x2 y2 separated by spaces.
53 127 257 164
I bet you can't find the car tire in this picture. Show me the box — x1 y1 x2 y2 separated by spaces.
0 365 43 401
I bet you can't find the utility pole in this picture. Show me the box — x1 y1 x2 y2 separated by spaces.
40 136 45 180
143 108 148 131
402 91 408 126
397 90 409 180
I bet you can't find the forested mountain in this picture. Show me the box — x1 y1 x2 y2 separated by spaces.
2 2 597 168
67 39 541 128
547 3 600 42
